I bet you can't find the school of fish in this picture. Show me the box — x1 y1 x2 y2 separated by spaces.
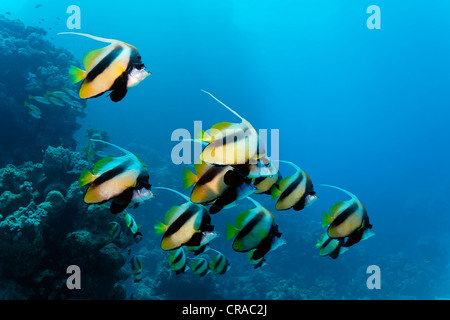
58 32 374 280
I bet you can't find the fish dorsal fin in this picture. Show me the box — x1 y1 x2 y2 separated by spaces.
235 208 253 229
92 157 116 175
277 176 291 192
57 32 117 44
153 187 191 202
329 201 346 218
194 161 210 176
210 121 234 132
200 90 250 125
82 46 111 70
164 205 181 225
246 196 262 209
319 184 357 200
277 160 301 172
90 139 132 156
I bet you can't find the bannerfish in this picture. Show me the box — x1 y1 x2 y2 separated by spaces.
182 161 253 207
124 212 142 238
58 32 151 102
153 187 217 251
190 258 210 277
209 249 231 275
253 160 282 195
226 197 285 260
271 160 318 211
129 255 144 283
168 247 189 275
320 184 374 248
78 139 150 213
109 221 122 239
198 90 265 165
315 233 347 259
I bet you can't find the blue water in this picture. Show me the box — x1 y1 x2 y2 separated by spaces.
2 0 450 299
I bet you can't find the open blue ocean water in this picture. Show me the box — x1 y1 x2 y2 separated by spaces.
0 0 449 300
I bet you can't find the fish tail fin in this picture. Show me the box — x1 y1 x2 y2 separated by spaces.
225 222 239 241
271 185 282 200
57 32 116 44
319 184 357 199
321 211 334 228
181 167 198 189
154 221 168 235
315 233 327 248
200 89 248 124
78 168 95 186
69 65 87 84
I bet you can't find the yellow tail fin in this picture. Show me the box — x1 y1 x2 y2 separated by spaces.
69 65 87 84
78 169 95 186
182 167 198 189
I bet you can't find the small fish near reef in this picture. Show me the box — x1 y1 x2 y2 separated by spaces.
58 32 151 102
78 139 153 214
320 184 374 248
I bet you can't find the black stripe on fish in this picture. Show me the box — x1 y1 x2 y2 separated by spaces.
278 171 304 202
332 202 360 226
236 211 264 241
91 160 132 186
164 205 199 237
86 46 124 82
292 177 315 211
172 250 183 265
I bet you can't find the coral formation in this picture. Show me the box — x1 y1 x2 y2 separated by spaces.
0 14 87 167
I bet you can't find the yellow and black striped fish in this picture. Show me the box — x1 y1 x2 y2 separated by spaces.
190 258 210 277
226 197 285 260
315 233 347 259
168 247 189 275
58 32 151 102
153 187 217 251
78 140 150 214
320 184 374 248
209 249 231 275
271 160 318 211
182 161 256 214
198 90 265 165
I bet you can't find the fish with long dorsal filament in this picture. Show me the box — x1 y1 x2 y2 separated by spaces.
58 32 151 102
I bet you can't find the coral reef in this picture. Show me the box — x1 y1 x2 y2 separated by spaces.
0 14 87 167
0 145 137 299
